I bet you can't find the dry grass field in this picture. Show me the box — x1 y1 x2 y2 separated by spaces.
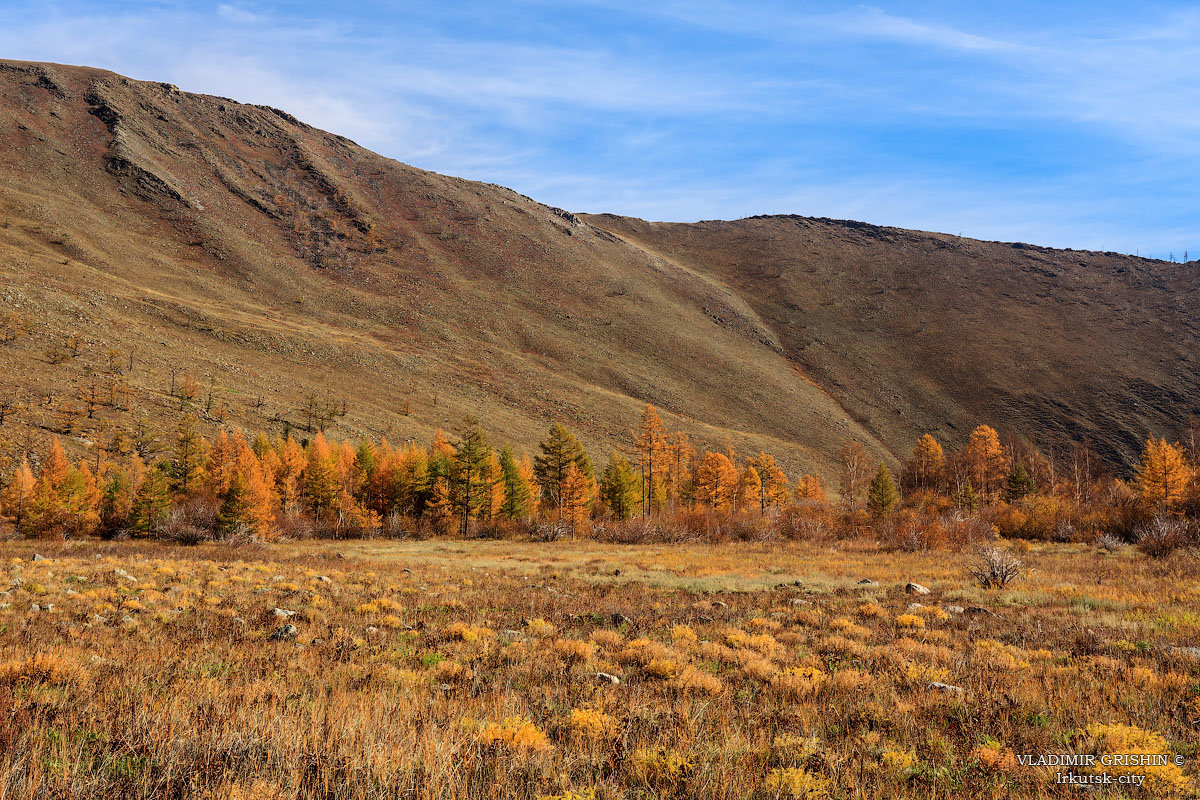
2 538 1197 799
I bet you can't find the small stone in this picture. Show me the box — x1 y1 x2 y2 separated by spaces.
856 579 879 586
928 681 964 693
964 606 997 617
712 600 729 609
269 623 298 642
592 672 621 685
944 605 965 614
789 598 809 606
121 614 135 624
905 582 930 595
1171 646 1200 660
612 568 622 576
401 568 412 574
610 612 632 626
908 603 924 610
273 608 297 618
30 603 41 612
32 553 47 562
316 576 332 583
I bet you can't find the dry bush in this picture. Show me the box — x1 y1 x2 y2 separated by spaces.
155 494 221 544
773 503 836 541
1135 516 1189 559
968 544 1023 588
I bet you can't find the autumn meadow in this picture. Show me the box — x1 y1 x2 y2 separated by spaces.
2 403 1200 799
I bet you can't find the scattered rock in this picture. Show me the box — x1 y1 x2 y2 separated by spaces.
269 624 298 642
316 576 332 584
401 568 413 574
610 612 632 626
928 681 964 694
502 629 522 638
789 598 809 607
32 553 47 562
273 608 296 618
907 603 924 610
592 672 621 685
905 582 930 595
856 579 879 586
944 605 965 614
10 578 24 589
712 600 729 609
964 606 997 617
336 552 346 559
121 614 135 624
30 603 41 612
612 568 622 576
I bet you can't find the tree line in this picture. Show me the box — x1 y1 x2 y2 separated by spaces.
1 405 1198 545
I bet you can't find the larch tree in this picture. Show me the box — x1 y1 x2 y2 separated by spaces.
498 446 534 520
735 464 761 512
534 423 592 514
633 404 667 518
170 414 208 496
2 458 36 533
303 432 339 520
866 461 899 516
1134 437 1190 511
694 451 738 511
599 450 640 521
664 430 695 510
451 417 494 536
749 452 789 512
558 461 591 538
964 425 1008 500
795 473 827 504
904 434 945 493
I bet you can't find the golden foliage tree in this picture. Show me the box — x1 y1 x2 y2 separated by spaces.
904 434 945 493
694 451 738 511
1134 437 1190 511
559 461 591 538
964 425 1008 499
633 404 668 517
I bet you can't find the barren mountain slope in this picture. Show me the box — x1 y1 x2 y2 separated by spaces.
0 59 883 481
582 214 1200 466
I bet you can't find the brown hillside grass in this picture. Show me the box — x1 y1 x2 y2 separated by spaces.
1 538 1197 798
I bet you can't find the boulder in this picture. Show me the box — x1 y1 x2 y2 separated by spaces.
269 623 298 642
928 681 964 694
905 582 930 595
32 553 47 562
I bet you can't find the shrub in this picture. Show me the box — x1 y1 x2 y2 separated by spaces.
1135 516 1189 559
156 494 221 544
968 545 1022 588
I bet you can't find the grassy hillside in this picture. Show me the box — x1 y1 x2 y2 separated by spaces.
1 58 1195 481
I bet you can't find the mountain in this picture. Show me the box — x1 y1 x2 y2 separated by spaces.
0 58 1195 480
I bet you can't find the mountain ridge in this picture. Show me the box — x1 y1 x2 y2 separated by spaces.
0 58 1196 480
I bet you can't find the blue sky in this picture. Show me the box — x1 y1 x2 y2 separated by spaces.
2 1 1197 256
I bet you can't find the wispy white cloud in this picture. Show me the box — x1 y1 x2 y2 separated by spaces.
0 1 1195 255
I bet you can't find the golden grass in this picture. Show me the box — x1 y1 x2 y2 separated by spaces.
0 537 1196 798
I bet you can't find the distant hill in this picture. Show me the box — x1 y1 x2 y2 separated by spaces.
1 59 1195 480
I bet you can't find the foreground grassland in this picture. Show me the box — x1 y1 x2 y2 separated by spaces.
1 539 1198 799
